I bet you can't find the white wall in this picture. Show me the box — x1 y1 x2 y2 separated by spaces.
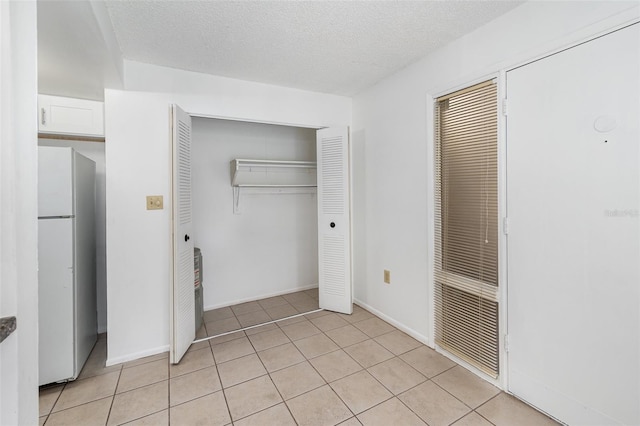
39 139 107 333
0 1 39 424
192 118 318 309
352 1 639 349
105 91 173 365
105 68 350 364
124 60 351 128
37 0 123 101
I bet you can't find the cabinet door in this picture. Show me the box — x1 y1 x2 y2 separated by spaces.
38 94 104 137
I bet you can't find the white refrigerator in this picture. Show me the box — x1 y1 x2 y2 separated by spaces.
38 146 97 385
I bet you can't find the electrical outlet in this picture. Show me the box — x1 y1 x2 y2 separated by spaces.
384 270 391 284
146 195 163 210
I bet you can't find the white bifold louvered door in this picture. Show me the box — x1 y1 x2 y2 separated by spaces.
317 127 353 314
170 105 195 364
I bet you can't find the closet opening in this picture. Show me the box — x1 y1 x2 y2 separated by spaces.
191 117 321 338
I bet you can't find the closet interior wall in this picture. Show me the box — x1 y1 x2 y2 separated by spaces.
191 118 318 310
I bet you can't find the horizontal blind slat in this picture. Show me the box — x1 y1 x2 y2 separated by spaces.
434 80 499 377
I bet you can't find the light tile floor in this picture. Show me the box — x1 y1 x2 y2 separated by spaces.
39 288 559 426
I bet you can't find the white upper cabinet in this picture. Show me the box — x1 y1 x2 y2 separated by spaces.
38 95 104 138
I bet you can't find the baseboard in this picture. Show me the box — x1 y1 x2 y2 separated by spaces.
204 284 319 311
353 298 431 347
106 345 169 367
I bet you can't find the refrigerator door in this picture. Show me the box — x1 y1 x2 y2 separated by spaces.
72 150 97 377
38 146 73 217
38 217 75 385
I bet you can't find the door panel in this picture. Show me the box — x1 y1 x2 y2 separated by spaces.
506 24 639 425
38 146 73 217
317 127 352 314
170 105 195 364
72 151 97 378
38 218 75 385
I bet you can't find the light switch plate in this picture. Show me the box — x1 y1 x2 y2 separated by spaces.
384 270 391 284
146 195 163 210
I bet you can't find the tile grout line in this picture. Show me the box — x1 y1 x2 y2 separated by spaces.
160 346 223 417
210 343 234 426
114 365 170 395
195 308 324 344
235 302 321 419
302 326 396 422
394 392 429 426
290 327 359 422
167 348 173 426
334 334 440 425
427 363 504 419
471 406 499 426
393 377 444 426
473 393 502 426
104 361 123 426
216 304 351 423
113 382 170 424
242 327 299 424
49 361 122 416
42 381 67 423
393 371 499 426
314 361 358 422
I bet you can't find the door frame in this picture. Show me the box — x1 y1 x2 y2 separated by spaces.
170 112 353 339
426 71 508 389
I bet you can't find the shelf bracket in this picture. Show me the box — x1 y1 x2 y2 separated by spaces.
233 187 241 215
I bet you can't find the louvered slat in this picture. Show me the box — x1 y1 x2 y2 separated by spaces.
321 136 345 215
322 234 346 296
178 121 191 225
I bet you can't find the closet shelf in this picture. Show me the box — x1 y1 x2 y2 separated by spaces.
230 159 317 187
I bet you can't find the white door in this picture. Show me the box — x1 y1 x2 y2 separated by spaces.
169 105 195 364
506 24 639 425
317 127 353 314
1 1 38 424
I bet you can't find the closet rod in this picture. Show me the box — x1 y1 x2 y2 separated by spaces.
235 184 317 188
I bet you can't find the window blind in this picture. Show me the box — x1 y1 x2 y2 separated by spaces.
434 80 499 378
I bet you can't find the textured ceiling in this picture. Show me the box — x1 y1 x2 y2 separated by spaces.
105 1 522 96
